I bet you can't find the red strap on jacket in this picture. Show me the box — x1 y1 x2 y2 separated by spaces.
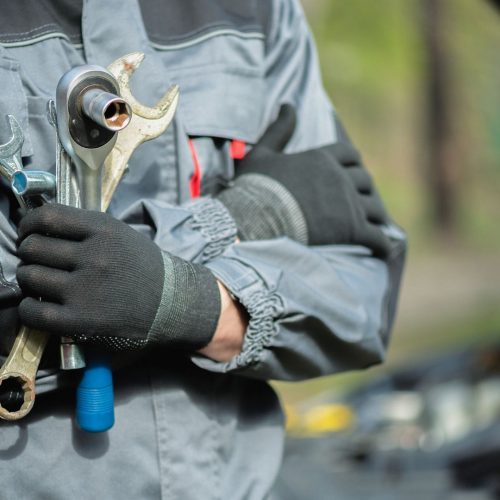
189 139 247 198
230 139 246 160
188 138 201 199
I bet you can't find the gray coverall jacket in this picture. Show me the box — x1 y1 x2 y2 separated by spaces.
0 1 406 498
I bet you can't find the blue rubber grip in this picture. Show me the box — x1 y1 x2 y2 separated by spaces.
76 355 114 432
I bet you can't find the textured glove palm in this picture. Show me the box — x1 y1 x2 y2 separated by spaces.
16 204 220 350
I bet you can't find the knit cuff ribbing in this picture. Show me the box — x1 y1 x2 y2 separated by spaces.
147 253 221 350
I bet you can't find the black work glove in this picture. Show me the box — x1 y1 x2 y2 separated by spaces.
16 204 221 351
217 104 391 258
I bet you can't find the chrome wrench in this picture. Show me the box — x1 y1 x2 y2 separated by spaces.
47 100 86 371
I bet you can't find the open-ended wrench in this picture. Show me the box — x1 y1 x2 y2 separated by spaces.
0 53 179 423
0 116 52 420
103 52 179 211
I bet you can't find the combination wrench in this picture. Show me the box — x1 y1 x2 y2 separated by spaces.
0 116 53 420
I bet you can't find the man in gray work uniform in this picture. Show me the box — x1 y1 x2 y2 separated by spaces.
0 0 406 498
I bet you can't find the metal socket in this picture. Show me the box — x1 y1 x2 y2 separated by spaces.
81 88 131 132
11 171 56 197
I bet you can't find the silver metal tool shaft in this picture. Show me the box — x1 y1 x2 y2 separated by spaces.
47 100 86 370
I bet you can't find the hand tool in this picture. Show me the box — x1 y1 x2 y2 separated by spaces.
56 65 132 432
103 51 179 210
0 116 52 420
47 99 86 371
11 170 56 197
56 57 178 431
0 116 44 211
0 52 179 423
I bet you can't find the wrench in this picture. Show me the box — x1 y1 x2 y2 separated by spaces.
0 116 50 420
47 100 86 371
56 65 133 432
103 52 179 211
0 53 179 421
57 55 178 431
0 116 42 212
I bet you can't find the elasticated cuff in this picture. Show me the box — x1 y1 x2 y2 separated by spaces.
185 197 238 263
147 253 221 350
191 256 284 373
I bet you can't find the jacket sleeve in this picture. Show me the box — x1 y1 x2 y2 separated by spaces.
190 0 407 381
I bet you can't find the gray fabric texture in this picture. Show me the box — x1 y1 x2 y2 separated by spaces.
0 0 406 498
218 173 309 244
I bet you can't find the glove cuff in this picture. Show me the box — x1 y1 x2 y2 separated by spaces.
217 173 308 244
147 253 221 350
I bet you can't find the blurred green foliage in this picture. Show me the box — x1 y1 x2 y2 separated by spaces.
275 0 500 406
302 0 500 250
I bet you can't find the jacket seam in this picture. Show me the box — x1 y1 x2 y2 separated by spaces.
148 20 262 43
0 31 82 48
0 23 59 38
150 29 265 51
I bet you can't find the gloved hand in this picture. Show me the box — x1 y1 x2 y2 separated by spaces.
16 204 221 351
217 104 391 258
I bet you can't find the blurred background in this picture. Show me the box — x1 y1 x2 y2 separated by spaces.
272 0 500 498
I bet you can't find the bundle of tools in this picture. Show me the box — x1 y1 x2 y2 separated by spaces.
0 52 179 432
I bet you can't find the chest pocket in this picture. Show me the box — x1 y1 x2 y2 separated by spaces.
174 63 265 142
181 66 265 198
154 34 266 199
0 55 34 158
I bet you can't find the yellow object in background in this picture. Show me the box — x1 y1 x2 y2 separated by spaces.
284 402 355 436
303 404 355 435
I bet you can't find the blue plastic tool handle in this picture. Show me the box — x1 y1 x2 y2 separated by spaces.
76 355 114 432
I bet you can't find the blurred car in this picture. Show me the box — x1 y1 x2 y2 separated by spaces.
273 340 500 499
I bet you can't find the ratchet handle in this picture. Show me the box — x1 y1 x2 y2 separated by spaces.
76 355 114 432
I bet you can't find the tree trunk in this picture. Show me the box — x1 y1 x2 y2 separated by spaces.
422 0 457 236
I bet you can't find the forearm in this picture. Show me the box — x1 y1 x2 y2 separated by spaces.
198 281 247 362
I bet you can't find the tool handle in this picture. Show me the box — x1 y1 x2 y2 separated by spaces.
76 355 114 432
